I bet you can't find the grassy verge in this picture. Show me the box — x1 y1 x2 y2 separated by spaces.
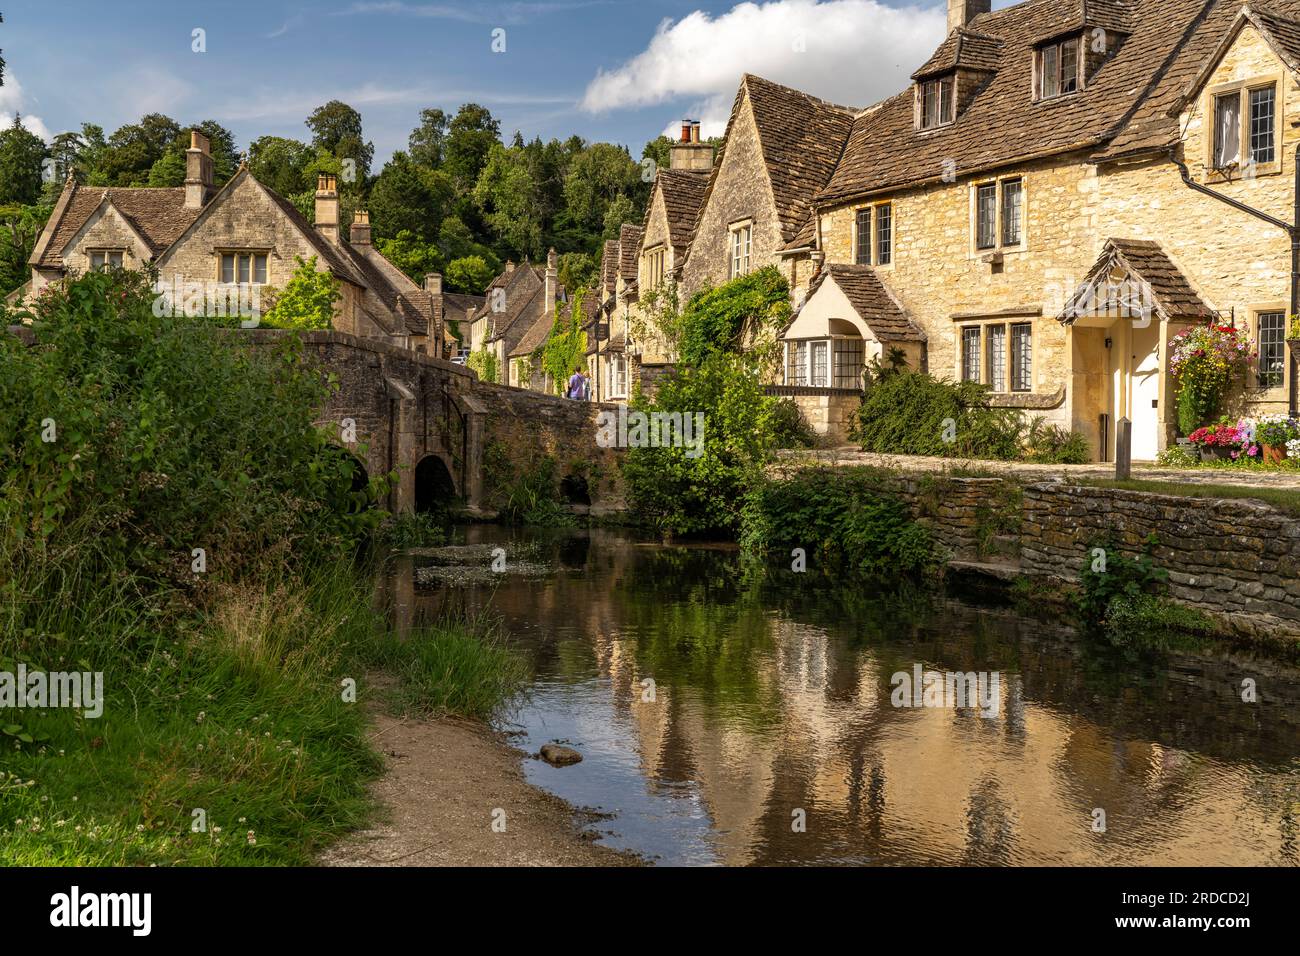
1081 478 1300 517
0 559 528 866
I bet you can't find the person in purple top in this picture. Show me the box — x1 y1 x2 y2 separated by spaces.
567 366 585 400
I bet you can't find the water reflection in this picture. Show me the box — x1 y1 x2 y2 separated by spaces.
378 526 1300 866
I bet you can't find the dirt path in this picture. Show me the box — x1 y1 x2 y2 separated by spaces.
320 712 641 867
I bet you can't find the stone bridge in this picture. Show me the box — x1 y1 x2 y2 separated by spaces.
243 330 626 516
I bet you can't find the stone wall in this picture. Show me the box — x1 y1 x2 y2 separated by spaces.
474 381 627 515
767 385 861 445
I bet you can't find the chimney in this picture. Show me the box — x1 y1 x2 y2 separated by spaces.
947 0 991 32
545 248 558 312
315 173 340 243
670 119 714 172
350 209 371 245
505 260 515 274
184 129 214 210
424 272 442 296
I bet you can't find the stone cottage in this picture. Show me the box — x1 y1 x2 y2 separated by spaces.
793 0 1300 457
27 130 441 355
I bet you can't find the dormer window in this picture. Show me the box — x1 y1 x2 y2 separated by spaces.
918 75 955 129
1038 36 1080 100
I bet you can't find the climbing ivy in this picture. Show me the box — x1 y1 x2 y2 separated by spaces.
467 346 499 384
538 287 587 395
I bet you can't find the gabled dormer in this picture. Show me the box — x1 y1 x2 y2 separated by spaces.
1033 2 1133 102
911 28 1003 130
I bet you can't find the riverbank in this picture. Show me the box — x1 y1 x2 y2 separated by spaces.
320 706 640 867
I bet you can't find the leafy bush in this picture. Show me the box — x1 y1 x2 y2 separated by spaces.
770 398 817 449
261 255 341 330
0 268 379 586
467 346 499 384
856 369 1023 459
1076 536 1168 629
1104 592 1216 651
741 468 935 577
622 353 776 535
1024 417 1090 464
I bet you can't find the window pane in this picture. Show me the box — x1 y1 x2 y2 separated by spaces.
987 324 1007 392
793 342 807 386
976 184 997 249
1259 311 1285 388
855 208 872 265
1215 93 1241 167
254 254 267 285
1061 39 1078 94
962 327 982 382
833 338 865 388
109 252 124 268
1001 179 1023 246
1042 44 1060 98
1011 322 1033 392
238 255 251 284
1250 86 1275 164
940 77 954 124
923 80 937 128
221 254 235 284
811 341 828 387
876 204 892 265
90 252 105 271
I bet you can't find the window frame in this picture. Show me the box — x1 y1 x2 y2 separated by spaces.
218 250 271 286
852 201 894 267
1206 75 1283 177
783 335 867 390
971 176 1026 254
87 249 126 271
1255 308 1287 392
959 319 1035 394
917 74 956 130
728 221 753 279
643 244 667 291
1037 36 1081 101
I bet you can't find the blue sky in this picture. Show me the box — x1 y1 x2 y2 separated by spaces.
0 0 1016 163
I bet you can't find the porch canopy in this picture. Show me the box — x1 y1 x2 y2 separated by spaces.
1057 238 1216 327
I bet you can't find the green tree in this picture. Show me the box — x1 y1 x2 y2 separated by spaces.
98 113 181 186
249 135 314 195
263 256 341 330
444 103 501 193
306 100 373 183
48 130 86 183
408 108 449 168
375 230 444 283
368 151 454 241
0 118 46 205
0 202 50 297
563 142 641 237
473 142 545 259
558 251 597 293
146 149 187 187
445 255 495 294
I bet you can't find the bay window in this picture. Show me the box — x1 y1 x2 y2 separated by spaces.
783 337 865 389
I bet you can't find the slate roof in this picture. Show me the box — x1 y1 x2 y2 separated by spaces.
799 264 926 342
509 306 556 358
740 74 858 244
912 28 1005 79
654 169 709 259
618 224 643 282
1058 238 1216 322
33 185 200 267
817 0 1255 204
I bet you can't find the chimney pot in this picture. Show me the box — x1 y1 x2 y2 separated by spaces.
680 121 692 143
691 122 701 144
424 272 443 295
315 174 340 243
350 209 371 245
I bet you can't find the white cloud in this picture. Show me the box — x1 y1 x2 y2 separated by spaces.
581 0 946 136
0 73 53 141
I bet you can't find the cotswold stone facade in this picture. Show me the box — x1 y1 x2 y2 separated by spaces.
28 132 440 355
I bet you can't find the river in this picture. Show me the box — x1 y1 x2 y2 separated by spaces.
378 525 1300 866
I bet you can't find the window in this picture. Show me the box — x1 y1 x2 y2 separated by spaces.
1258 311 1285 389
1214 92 1241 168
785 341 808 386
855 208 872 265
833 338 865 389
644 247 666 291
975 178 1024 252
1039 37 1079 100
986 324 1007 392
963 321 1034 392
919 75 955 129
729 223 752 278
810 341 829 387
876 203 893 266
1249 86 1276 165
962 326 982 383
609 353 628 398
976 184 998 250
1011 322 1033 392
854 203 893 266
220 252 268 285
89 250 124 271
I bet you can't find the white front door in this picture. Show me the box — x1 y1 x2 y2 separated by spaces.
1130 322 1161 460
